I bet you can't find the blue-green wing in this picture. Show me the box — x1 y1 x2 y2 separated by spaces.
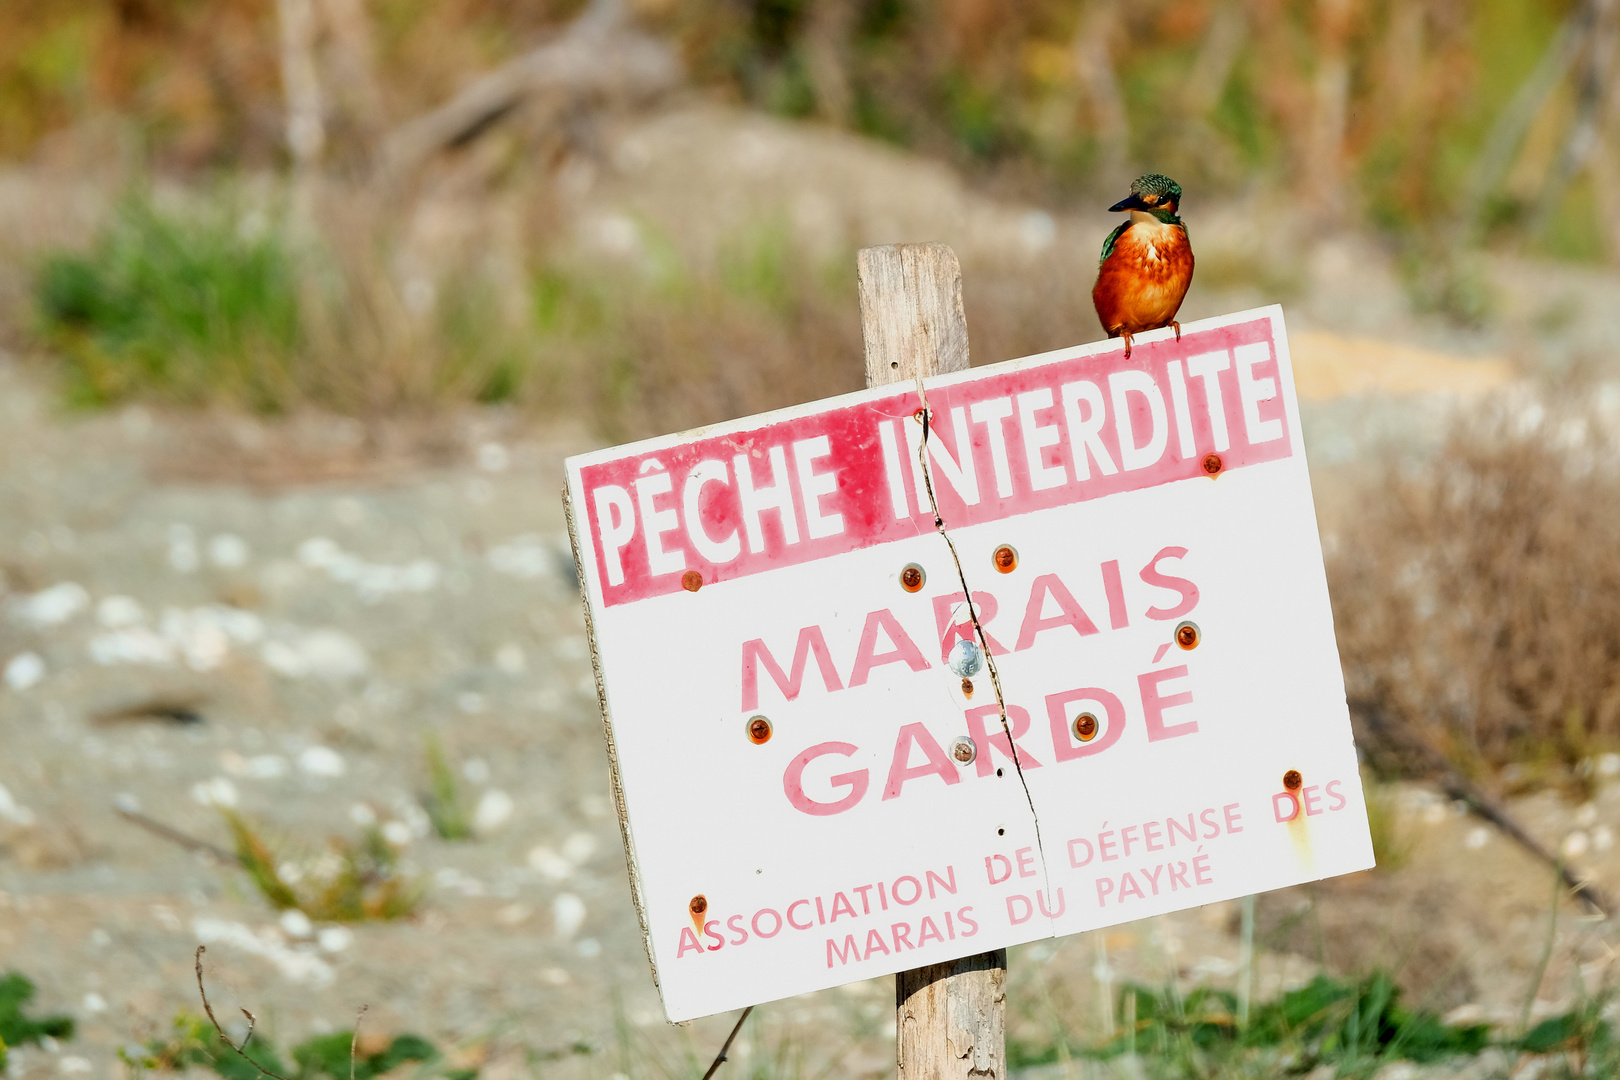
1098 222 1130 266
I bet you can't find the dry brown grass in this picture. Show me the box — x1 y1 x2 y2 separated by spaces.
1328 387 1620 786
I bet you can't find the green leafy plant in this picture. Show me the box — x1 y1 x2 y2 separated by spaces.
0 972 74 1070
221 808 423 921
123 1012 442 1080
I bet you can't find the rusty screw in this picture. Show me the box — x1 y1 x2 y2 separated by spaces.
689 895 707 917
747 716 772 745
992 545 1019 573
951 736 977 764
900 564 926 592
913 408 927 422
681 570 703 592
1175 621 1200 650
1073 712 1099 742
1202 453 1223 476
961 677 974 699
1283 769 1303 792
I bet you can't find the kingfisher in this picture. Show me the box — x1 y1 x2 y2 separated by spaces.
1092 174 1194 358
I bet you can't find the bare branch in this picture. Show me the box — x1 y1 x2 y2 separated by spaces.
194 946 295 1080
351 1004 369 1080
700 1006 753 1080
373 0 680 188
116 803 239 865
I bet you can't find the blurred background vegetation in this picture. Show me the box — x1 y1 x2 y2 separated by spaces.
1 0 1617 419
0 0 1612 257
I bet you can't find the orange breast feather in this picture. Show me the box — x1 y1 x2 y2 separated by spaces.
1092 221 1194 337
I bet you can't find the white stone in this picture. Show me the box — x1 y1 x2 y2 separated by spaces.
4 652 45 691
382 820 413 846
349 803 377 827
1465 826 1489 850
462 758 491 784
553 893 586 939
1599 753 1620 778
81 993 106 1014
1595 825 1614 852
59 1057 92 1074
191 917 335 986
1575 802 1599 827
279 910 314 939
495 643 526 674
208 534 251 568
168 535 200 574
317 926 353 953
473 789 514 834
264 630 369 681
528 846 573 881
0 782 35 826
10 583 89 627
244 755 288 780
89 627 173 666
298 537 343 569
297 746 346 778
190 777 239 808
562 832 597 864
96 595 145 628
1563 831 1591 858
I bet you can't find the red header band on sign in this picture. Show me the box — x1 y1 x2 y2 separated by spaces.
576 315 1292 607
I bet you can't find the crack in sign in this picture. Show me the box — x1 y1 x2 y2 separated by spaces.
911 374 1054 909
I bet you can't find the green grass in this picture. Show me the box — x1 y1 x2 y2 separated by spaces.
123 1012 443 1080
422 734 472 841
35 196 303 411
222 808 424 922
0 972 74 1071
1009 970 1620 1080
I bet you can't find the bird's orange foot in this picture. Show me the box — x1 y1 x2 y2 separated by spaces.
1121 332 1134 359
1171 320 1181 342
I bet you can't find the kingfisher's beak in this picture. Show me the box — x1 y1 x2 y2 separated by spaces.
1108 192 1150 212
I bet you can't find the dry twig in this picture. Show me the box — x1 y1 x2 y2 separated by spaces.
699 1006 753 1080
116 803 239 865
194 946 294 1080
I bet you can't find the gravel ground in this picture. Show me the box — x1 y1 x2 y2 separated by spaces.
4 346 1620 1080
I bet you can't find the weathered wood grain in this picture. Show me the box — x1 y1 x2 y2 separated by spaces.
858 241 1005 1080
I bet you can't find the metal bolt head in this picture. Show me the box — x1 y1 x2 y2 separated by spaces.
1175 620 1200 650
681 570 703 592
900 564 926 592
1283 769 1303 792
992 545 1019 573
950 736 977 764
1073 712 1099 742
1202 453 1223 476
946 637 984 678
689 894 708 916
747 716 772 745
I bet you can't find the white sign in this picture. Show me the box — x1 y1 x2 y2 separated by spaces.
565 306 1372 1023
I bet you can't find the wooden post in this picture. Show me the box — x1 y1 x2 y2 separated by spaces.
858 241 1008 1080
